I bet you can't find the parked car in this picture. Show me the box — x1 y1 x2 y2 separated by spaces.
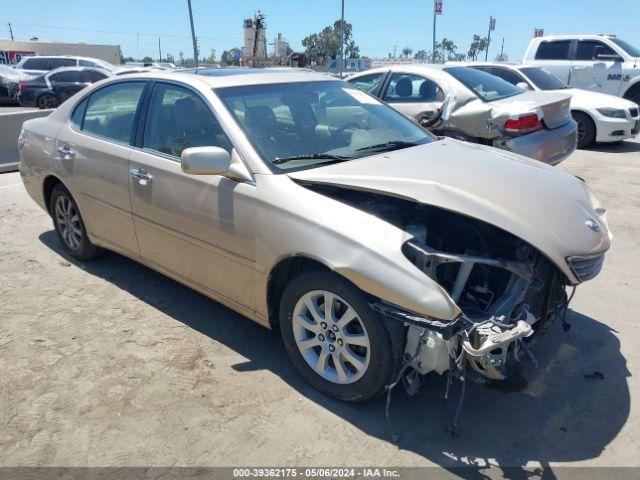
19 71 610 401
17 67 111 109
0 64 37 103
347 65 577 165
523 35 640 104
13 55 117 75
460 62 640 148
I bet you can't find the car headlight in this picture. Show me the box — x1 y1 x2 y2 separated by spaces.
596 108 627 119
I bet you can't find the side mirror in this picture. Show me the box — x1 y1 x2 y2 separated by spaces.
516 81 532 90
181 146 231 176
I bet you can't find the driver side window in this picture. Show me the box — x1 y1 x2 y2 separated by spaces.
143 83 232 159
382 73 444 103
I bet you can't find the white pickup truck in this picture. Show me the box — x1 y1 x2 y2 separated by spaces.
523 35 640 104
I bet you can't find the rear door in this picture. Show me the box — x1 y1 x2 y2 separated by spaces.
380 72 445 128
48 70 86 101
128 81 258 311
532 39 572 83
570 40 623 95
54 80 147 256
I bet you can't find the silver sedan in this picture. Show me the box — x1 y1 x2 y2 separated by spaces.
348 64 578 165
19 70 609 402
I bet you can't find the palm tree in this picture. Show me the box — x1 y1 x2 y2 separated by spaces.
402 47 413 58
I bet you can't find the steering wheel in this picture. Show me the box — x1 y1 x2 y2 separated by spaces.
333 122 360 142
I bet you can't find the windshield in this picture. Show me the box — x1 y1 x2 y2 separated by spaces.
519 67 568 90
610 38 640 57
444 66 524 101
216 81 435 172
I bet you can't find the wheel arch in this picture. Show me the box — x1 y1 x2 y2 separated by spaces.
266 255 334 329
42 174 65 215
622 79 640 102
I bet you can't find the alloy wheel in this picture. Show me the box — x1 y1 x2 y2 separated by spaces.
54 195 82 251
292 290 371 384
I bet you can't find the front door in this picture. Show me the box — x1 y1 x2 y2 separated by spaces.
55 80 147 256
380 72 445 129
128 81 258 311
570 40 623 95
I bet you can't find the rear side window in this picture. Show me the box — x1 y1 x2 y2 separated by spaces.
49 58 77 69
23 57 49 70
81 70 108 82
489 67 527 86
348 73 385 95
49 71 82 83
79 60 97 67
70 98 88 129
143 83 232 158
535 41 571 60
382 73 444 103
82 82 145 143
576 41 615 60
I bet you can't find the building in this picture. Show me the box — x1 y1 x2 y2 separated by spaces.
242 12 267 66
0 39 121 65
329 57 372 73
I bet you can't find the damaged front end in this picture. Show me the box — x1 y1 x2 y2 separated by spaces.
302 183 574 384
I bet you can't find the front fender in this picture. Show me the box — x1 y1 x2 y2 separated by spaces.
255 174 460 321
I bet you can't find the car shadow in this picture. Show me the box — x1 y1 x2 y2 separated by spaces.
585 140 640 154
39 231 631 475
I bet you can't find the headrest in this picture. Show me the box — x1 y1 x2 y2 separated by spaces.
395 78 413 97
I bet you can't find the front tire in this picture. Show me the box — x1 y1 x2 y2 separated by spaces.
572 111 596 148
50 184 101 260
279 271 398 402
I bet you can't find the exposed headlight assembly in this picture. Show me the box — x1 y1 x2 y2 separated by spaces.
596 108 627 119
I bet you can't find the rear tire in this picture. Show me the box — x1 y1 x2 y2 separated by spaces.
50 184 101 261
37 94 59 109
279 271 398 402
572 111 596 148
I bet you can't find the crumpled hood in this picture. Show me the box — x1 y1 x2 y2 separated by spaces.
288 139 610 280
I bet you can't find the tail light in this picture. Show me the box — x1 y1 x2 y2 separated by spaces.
504 113 543 134
18 82 25 91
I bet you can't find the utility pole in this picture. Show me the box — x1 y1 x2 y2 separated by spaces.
339 0 345 78
500 37 504 61
187 0 199 67
485 16 495 61
8 22 14 41
136 31 140 61
158 37 162 62
432 11 436 63
393 45 397 58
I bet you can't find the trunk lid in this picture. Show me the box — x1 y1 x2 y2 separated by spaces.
491 90 572 130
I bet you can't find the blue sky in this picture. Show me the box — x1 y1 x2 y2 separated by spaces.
2 0 638 62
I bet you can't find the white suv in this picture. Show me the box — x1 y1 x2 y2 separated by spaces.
523 35 640 104
13 56 116 76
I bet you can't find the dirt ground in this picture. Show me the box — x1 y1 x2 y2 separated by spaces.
1 140 639 473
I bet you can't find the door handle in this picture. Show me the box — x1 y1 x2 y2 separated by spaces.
130 168 153 186
57 145 75 160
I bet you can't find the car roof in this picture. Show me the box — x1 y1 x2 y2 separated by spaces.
533 34 615 41
47 66 110 74
117 69 335 88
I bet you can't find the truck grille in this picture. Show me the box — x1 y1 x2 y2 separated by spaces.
567 254 605 282
630 107 639 118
